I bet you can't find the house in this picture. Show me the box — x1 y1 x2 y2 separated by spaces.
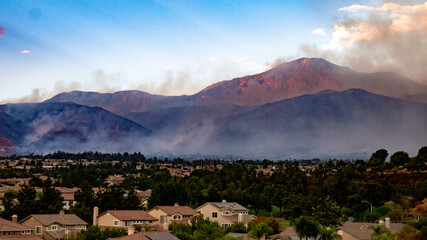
108 231 179 240
94 208 158 229
195 200 255 227
0 215 42 239
338 220 404 240
19 212 88 240
148 204 198 229
135 189 151 208
61 193 76 210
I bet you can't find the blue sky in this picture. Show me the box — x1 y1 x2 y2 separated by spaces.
1 0 424 102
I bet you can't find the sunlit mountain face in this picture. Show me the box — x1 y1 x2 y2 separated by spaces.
1 58 426 159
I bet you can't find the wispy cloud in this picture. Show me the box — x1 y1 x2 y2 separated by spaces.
311 28 326 36
0 27 4 36
338 5 376 12
20 50 32 54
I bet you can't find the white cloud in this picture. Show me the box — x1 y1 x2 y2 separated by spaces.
311 28 326 36
208 57 218 61
338 4 376 12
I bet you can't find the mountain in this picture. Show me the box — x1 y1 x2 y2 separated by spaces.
7 58 427 158
201 89 427 158
0 102 152 154
46 58 427 117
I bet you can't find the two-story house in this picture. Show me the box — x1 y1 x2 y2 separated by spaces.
19 212 88 240
0 215 42 239
94 209 158 229
148 204 198 229
195 200 255 227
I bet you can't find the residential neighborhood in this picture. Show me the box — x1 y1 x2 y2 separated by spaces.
0 149 425 240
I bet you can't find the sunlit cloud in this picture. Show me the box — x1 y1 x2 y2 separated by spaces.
296 1 427 83
311 28 326 36
324 2 427 50
208 57 218 61
20 50 32 54
0 27 4 36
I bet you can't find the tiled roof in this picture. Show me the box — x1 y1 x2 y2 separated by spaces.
0 236 43 240
210 202 248 211
0 218 32 231
152 206 197 216
21 214 88 226
108 232 178 240
61 193 75 201
99 210 157 221
339 222 404 240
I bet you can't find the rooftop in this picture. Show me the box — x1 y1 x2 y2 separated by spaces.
99 210 157 221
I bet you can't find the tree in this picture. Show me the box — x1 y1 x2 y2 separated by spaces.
248 222 272 240
318 226 342 240
67 226 127 240
295 216 319 240
312 197 342 226
390 151 410 167
69 180 96 224
264 217 281 234
39 178 64 214
225 222 247 233
369 225 395 240
15 185 39 219
0 189 18 219
369 149 388 168
395 224 419 240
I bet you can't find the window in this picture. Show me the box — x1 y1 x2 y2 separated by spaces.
62 226 66 230
27 231 31 234
51 225 58 231
125 221 131 227
113 220 119 226
160 216 167 223
173 215 181 220
224 211 230 215
222 224 231 227
212 212 218 219
36 226 42 235
22 231 25 235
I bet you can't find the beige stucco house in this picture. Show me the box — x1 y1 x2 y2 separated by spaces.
148 204 198 229
94 209 158 229
19 212 87 240
0 215 42 239
195 200 255 227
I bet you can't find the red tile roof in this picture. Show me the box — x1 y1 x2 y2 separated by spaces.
99 210 157 221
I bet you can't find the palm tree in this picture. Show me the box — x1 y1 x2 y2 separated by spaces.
318 226 342 240
295 216 319 240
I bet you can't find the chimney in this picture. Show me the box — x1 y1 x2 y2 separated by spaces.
174 203 179 206
12 214 18 223
93 207 99 226
60 210 65 215
222 200 227 203
385 217 390 228
128 226 135 236
238 213 243 223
